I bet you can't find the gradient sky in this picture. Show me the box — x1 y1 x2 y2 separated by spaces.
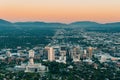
0 0 120 23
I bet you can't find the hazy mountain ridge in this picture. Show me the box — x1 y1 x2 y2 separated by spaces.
0 19 14 27
70 21 100 25
0 19 12 24
0 19 120 29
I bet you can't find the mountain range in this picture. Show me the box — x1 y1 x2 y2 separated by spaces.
0 19 120 31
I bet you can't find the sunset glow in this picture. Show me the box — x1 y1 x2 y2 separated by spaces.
0 0 120 23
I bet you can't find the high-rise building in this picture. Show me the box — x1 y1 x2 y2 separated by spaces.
72 47 81 62
84 50 87 55
45 47 55 61
59 50 66 63
82 49 87 59
88 47 93 59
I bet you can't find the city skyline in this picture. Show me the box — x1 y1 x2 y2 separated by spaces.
0 0 120 23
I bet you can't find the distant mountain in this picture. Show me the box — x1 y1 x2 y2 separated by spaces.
15 22 65 25
0 19 11 23
14 21 66 28
0 19 13 26
104 22 120 27
105 22 120 25
0 19 17 31
14 21 47 26
70 21 99 25
69 21 101 28
0 19 120 29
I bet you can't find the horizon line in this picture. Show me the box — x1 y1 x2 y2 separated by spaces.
1 18 120 24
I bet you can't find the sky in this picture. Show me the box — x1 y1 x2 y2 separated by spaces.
0 0 120 23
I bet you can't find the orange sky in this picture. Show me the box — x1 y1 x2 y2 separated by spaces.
0 0 120 23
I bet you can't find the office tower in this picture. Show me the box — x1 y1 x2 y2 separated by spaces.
72 47 81 62
46 47 55 61
88 47 93 59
